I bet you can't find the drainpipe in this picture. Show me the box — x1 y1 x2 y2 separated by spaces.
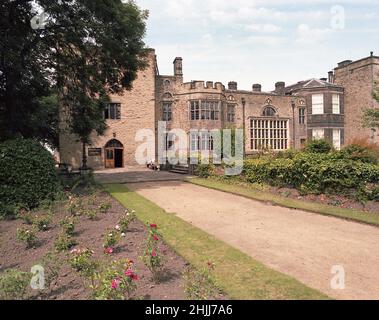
291 101 296 149
241 98 246 158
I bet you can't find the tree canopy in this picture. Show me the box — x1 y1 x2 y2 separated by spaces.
0 0 148 148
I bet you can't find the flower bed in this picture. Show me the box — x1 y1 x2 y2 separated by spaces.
0 187 224 300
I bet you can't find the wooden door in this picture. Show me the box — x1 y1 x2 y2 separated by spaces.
105 148 115 168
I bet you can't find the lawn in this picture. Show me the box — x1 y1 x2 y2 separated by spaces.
188 177 379 227
104 183 329 300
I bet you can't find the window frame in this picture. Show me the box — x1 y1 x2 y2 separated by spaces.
227 104 236 122
332 94 341 114
333 129 341 150
162 102 173 121
250 119 289 151
262 106 276 117
105 103 121 120
311 94 324 115
299 107 306 125
312 129 325 140
190 100 220 121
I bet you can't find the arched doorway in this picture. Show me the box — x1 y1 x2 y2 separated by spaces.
105 139 124 168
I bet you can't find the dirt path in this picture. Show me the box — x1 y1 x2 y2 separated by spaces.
128 181 379 300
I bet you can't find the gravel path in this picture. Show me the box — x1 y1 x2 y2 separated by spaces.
128 181 379 300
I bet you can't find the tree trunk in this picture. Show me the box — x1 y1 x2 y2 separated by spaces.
81 140 87 169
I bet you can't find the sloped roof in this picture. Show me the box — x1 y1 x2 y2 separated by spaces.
284 78 343 94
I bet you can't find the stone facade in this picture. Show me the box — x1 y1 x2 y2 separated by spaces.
332 53 379 144
59 49 379 169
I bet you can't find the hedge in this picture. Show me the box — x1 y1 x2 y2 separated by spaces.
0 138 60 218
243 153 379 201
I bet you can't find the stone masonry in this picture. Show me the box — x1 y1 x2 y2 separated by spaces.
59 49 379 169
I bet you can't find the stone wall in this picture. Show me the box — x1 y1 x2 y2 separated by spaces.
333 55 379 144
59 49 157 169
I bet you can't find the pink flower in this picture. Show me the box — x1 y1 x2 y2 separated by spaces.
111 278 120 289
125 269 139 281
104 247 113 254
150 224 157 229
151 250 157 257
153 235 159 241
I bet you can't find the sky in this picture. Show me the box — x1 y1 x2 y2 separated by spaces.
135 0 379 92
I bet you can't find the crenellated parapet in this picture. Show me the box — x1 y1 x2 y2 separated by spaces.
181 81 225 91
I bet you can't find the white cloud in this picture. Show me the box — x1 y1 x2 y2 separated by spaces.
245 24 282 33
296 24 334 44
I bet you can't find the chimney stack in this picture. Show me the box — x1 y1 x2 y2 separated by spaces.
173 57 183 77
252 84 262 92
228 81 238 90
328 71 334 83
275 82 285 95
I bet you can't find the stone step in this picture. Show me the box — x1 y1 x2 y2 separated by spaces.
169 165 189 174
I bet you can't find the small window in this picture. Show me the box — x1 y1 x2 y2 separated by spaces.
262 106 276 117
332 94 340 114
200 132 214 151
190 100 219 121
312 129 324 140
164 79 171 87
190 101 200 120
333 129 341 150
190 132 199 151
227 104 236 122
312 94 324 115
105 103 121 120
163 102 172 121
299 108 306 124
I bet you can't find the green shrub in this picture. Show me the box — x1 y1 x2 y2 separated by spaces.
194 164 215 178
33 214 52 231
243 153 379 200
60 216 76 236
0 269 31 300
339 144 379 164
40 251 62 290
103 230 120 252
0 138 59 219
118 210 136 233
54 232 77 252
142 224 164 282
98 202 112 214
304 139 332 154
16 227 37 248
91 259 138 300
69 248 98 279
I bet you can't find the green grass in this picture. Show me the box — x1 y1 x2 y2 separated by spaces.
188 177 379 227
104 183 328 300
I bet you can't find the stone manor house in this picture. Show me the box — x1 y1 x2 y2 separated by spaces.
59 49 379 169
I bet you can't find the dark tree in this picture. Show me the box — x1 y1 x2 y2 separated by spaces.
0 0 148 166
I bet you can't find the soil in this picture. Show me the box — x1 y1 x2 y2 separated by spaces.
0 190 189 300
128 180 379 300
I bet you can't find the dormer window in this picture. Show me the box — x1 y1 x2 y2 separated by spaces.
262 106 276 117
